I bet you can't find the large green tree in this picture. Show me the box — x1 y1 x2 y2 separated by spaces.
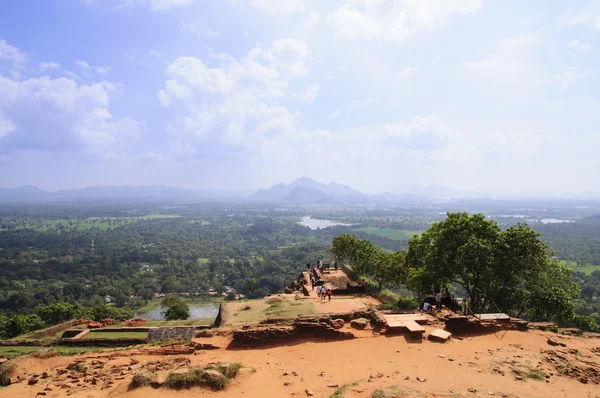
405 212 579 321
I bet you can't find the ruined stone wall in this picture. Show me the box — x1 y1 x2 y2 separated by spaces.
56 338 148 347
29 320 78 339
148 327 196 341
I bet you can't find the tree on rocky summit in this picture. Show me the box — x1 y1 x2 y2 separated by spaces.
330 234 407 293
405 212 580 321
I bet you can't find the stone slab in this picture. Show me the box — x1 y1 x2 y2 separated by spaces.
474 313 510 321
428 329 452 342
403 320 425 334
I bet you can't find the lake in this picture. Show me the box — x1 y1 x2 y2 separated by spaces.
298 216 351 230
135 302 220 321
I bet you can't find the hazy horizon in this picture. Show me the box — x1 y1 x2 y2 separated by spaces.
1 1 599 195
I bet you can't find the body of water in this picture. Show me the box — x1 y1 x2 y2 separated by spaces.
298 216 351 230
135 302 220 321
539 218 573 224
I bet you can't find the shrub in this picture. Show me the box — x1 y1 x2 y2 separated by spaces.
163 364 242 391
397 296 419 310
129 373 154 390
31 349 58 359
0 362 17 386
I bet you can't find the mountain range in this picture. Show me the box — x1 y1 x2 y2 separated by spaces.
0 178 598 204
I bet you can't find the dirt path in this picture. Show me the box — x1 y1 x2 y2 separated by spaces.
3 329 599 398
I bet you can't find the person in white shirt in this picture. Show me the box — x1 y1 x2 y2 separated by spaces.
435 292 443 311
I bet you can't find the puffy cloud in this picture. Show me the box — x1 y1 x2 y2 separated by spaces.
76 60 112 77
0 76 143 155
0 39 26 65
249 0 305 15
328 0 481 41
159 39 309 146
464 34 545 92
292 83 321 104
567 40 590 52
306 11 320 29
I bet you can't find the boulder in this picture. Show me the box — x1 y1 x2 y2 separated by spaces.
331 319 345 329
350 318 369 329
547 338 566 347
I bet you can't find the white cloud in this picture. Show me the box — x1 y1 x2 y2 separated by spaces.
0 76 142 154
293 83 321 104
249 0 305 15
306 11 320 29
330 98 374 119
328 0 482 41
464 34 544 90
0 39 26 65
148 0 197 10
557 67 581 89
159 39 309 146
39 62 61 71
596 16 600 30
76 60 113 77
76 60 91 70
399 66 417 79
567 40 590 52
181 19 220 38
82 0 198 11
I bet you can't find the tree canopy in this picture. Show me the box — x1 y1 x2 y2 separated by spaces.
405 212 580 322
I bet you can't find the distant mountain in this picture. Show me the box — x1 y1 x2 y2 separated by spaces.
252 177 370 204
408 184 489 199
0 185 250 202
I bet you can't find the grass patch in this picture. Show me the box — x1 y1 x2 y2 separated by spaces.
0 346 40 357
164 363 242 391
220 296 316 327
353 227 420 241
330 380 362 398
371 386 428 398
559 260 600 275
511 365 547 381
83 331 148 339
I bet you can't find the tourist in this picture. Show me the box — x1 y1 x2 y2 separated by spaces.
306 262 311 271
423 301 431 312
327 286 332 302
311 278 315 291
334 261 338 272
435 291 443 311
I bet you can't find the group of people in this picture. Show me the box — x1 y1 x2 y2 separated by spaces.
306 258 333 302
422 291 445 312
316 284 332 302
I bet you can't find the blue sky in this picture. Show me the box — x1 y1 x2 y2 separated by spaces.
0 0 599 194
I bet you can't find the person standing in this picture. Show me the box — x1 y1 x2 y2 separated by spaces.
435 291 443 311
311 277 315 291
327 286 332 302
306 262 311 271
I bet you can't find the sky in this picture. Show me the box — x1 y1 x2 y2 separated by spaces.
0 0 599 195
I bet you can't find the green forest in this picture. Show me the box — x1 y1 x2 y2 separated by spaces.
0 202 599 338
